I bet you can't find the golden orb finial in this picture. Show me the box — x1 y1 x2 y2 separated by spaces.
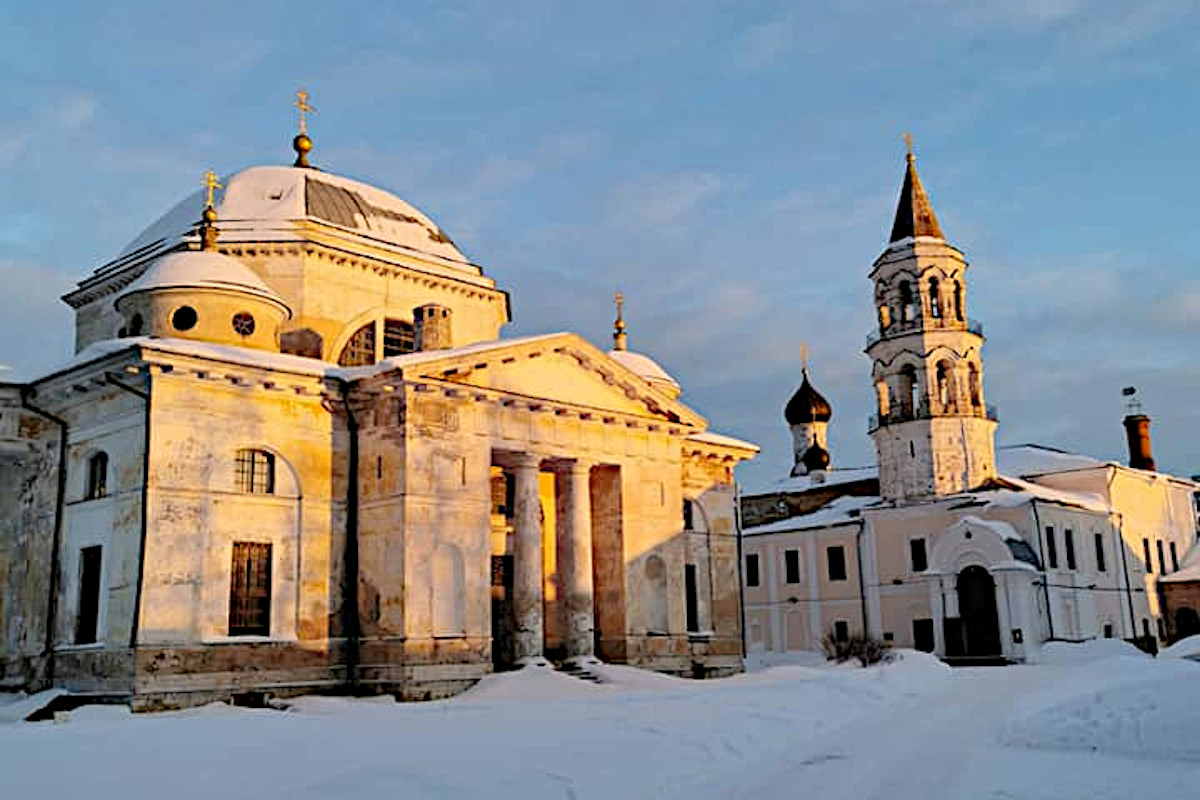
613 290 628 351
199 169 222 251
293 88 316 167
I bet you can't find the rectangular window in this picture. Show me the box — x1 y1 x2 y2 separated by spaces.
745 553 760 587
382 319 414 357
1064 529 1076 570
1170 541 1179 573
86 453 108 500
1157 618 1167 641
1046 526 1058 569
1103 623 1114 639
913 618 935 652
910 539 928 572
1143 538 1153 573
834 620 849 642
685 564 699 633
827 546 847 582
1157 540 1167 575
682 500 695 531
784 549 801 584
229 542 272 636
236 450 275 494
75 546 102 645
1094 533 1106 573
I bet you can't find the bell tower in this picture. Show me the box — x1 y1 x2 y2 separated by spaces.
866 140 997 502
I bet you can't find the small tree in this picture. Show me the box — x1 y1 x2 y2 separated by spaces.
820 628 892 667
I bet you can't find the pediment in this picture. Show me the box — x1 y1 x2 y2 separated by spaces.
393 333 705 427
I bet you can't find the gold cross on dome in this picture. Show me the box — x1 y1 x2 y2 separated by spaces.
614 291 625 323
295 88 315 134
202 169 222 208
799 342 810 374
904 131 914 159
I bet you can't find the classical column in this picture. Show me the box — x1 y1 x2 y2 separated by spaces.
561 459 596 662
512 454 547 666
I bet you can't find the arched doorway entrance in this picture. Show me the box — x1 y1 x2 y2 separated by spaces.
1174 607 1200 642
957 565 1001 658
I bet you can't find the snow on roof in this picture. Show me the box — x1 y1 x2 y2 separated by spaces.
117 166 473 271
608 349 679 390
981 475 1111 513
686 430 759 453
116 250 289 312
331 333 569 380
744 466 878 497
959 514 1021 542
1160 543 1200 583
996 444 1108 477
743 494 879 535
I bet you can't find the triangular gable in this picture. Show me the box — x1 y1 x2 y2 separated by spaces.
388 333 706 427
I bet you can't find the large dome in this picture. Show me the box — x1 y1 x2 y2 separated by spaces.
119 166 472 269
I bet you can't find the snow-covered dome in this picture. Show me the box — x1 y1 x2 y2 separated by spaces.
117 250 288 311
119 165 470 269
609 349 681 399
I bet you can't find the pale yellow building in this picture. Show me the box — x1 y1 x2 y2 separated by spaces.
742 147 1200 662
0 120 756 709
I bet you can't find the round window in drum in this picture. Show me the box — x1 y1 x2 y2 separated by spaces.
232 312 256 336
172 306 198 331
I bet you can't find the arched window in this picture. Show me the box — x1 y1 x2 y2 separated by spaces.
338 323 376 367
953 281 964 321
877 303 891 330
128 314 144 337
644 554 668 634
86 452 108 500
899 281 914 323
875 380 890 417
382 319 415 358
936 360 953 411
682 499 695 531
968 363 981 408
928 278 941 319
899 365 919 418
236 449 275 494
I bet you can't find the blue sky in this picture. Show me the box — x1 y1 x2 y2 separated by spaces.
3 1 1199 488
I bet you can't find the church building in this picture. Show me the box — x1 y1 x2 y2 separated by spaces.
741 145 1200 661
0 102 756 709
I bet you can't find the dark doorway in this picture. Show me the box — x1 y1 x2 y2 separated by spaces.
75 545 103 645
1174 607 1200 642
957 566 1001 658
491 554 515 670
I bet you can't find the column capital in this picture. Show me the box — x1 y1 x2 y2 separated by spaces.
508 452 544 471
565 457 596 475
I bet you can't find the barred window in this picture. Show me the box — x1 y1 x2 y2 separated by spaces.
382 319 415 357
338 322 376 367
86 452 108 500
229 542 272 636
236 449 275 494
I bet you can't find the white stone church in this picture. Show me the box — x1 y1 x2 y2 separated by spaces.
741 148 1200 662
0 114 756 709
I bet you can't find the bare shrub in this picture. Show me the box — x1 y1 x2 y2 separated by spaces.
820 629 892 667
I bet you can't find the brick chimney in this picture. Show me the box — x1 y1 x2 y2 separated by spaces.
1123 413 1156 472
414 304 452 351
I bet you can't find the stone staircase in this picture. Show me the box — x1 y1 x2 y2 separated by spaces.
554 659 607 684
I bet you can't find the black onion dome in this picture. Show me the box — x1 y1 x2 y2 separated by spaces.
784 371 833 425
802 442 830 472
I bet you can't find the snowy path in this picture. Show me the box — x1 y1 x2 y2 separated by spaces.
2 647 1199 799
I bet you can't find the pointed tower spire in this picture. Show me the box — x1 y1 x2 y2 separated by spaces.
612 291 628 351
888 133 944 243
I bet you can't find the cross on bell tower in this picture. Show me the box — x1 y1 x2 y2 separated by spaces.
865 139 997 502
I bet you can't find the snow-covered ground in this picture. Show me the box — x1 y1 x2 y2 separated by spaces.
2 644 1198 799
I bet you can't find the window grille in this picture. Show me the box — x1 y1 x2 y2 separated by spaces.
382 319 415 357
236 449 275 494
338 322 376 366
229 542 272 636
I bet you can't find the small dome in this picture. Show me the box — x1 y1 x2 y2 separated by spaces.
802 442 830 472
609 349 681 399
785 370 832 425
117 250 289 314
